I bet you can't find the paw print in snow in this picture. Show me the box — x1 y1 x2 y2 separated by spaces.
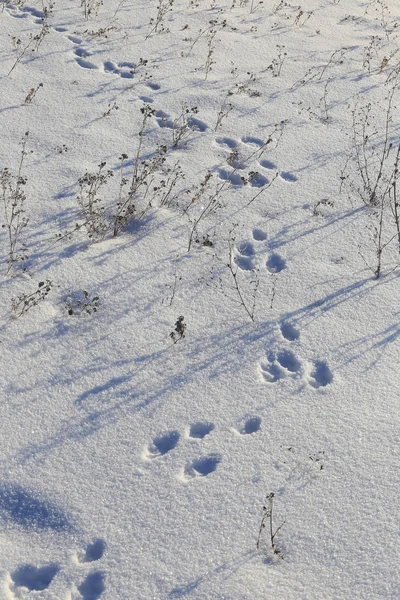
233 229 287 277
259 323 333 388
7 540 107 599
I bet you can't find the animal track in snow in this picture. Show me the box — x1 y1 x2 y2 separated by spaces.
72 46 98 70
181 454 221 481
238 416 262 435
6 3 44 21
280 322 300 341
215 137 237 149
146 81 161 90
189 422 214 439
241 136 264 147
102 60 135 78
259 348 302 384
217 165 269 188
67 27 134 79
308 360 333 388
67 35 82 44
259 159 277 170
155 109 208 139
215 136 298 189
8 563 60 596
234 239 256 271
144 419 260 481
237 240 256 256
233 230 288 277
258 156 298 185
215 137 271 188
144 431 180 460
266 253 286 273
20 5 45 19
77 539 107 564
75 57 98 70
259 323 333 388
252 228 267 241
4 1 160 90
144 423 220 481
276 349 301 372
9 540 108 599
77 572 106 600
259 359 284 383
279 170 297 182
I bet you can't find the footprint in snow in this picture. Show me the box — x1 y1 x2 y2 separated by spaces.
259 348 302 384
8 563 60 596
308 360 333 388
4 3 44 21
67 35 82 44
146 81 161 90
145 420 259 480
155 109 208 134
102 60 136 78
181 454 221 481
280 322 300 341
216 165 268 188
77 572 106 600
233 231 288 276
258 325 333 388
266 253 286 273
276 349 302 372
258 158 298 185
144 431 180 460
75 57 98 70
259 159 277 170
252 228 267 241
64 34 141 81
188 422 214 439
237 416 262 435
241 136 265 147
234 240 256 271
77 539 107 564
259 359 285 383
279 170 297 182
215 137 271 188
20 5 45 19
215 136 237 149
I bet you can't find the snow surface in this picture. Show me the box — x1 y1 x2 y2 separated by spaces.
1 0 400 598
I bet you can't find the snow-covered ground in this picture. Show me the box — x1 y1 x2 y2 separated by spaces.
1 0 400 598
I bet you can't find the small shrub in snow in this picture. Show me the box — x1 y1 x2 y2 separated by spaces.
65 290 101 316
341 80 400 278
203 18 227 80
267 45 287 77
214 91 234 131
257 492 284 560
24 83 43 105
146 0 175 39
76 106 178 242
1 132 30 274
8 4 52 75
152 161 184 208
170 105 200 148
77 162 112 242
81 0 102 19
11 280 53 317
170 315 186 342
227 226 259 321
